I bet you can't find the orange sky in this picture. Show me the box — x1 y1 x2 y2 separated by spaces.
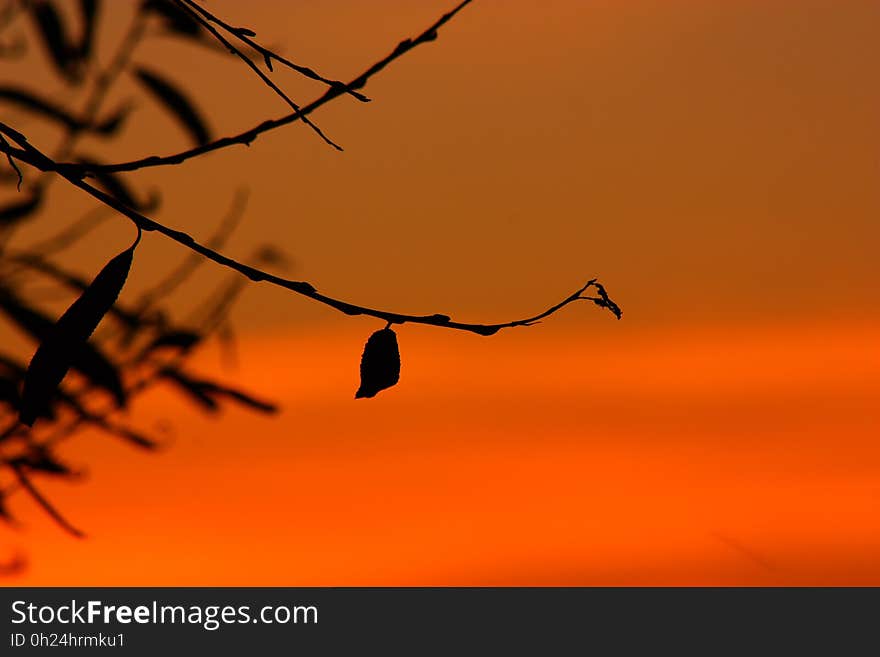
1 0 878 584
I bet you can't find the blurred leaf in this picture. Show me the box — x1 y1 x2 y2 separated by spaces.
0 86 131 135
133 66 211 146
159 368 277 414
146 329 202 353
92 103 133 136
201 382 277 414
10 445 76 477
77 0 100 60
356 327 401 398
0 193 41 226
0 288 128 419
141 0 202 38
27 0 83 84
159 367 218 413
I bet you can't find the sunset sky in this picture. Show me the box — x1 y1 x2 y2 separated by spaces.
1 0 878 584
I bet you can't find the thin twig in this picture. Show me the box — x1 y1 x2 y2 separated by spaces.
172 0 342 151
55 0 475 177
0 132 22 190
132 187 248 313
178 0 370 103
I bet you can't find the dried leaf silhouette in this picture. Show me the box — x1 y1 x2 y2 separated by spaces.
18 238 138 425
133 66 211 146
0 193 42 226
27 0 83 84
0 87 129 135
355 327 401 398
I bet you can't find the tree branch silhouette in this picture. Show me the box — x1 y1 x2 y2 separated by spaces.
176 0 370 102
171 0 343 151
48 0 476 177
0 121 621 334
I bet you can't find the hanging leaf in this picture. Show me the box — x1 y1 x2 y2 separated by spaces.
0 289 126 410
18 239 138 426
355 327 401 398
27 0 83 84
133 66 211 146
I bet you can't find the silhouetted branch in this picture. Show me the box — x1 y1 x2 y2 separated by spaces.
0 132 22 190
171 0 341 150
51 0 475 176
177 0 369 102
132 187 248 314
0 122 621 335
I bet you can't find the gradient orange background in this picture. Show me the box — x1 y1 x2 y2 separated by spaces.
1 0 878 584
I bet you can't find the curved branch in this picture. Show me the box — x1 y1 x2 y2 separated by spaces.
0 123 622 336
53 0 475 177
